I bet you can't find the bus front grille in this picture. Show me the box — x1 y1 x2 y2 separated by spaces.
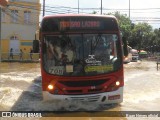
59 79 109 87
70 95 101 102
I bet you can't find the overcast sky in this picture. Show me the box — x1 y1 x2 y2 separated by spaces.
40 0 160 28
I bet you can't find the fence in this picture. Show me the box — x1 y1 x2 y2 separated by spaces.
1 52 40 62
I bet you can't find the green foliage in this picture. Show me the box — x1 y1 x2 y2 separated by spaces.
106 12 156 52
92 11 160 53
129 22 153 51
108 11 132 38
92 11 98 14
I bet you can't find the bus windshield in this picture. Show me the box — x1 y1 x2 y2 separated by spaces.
42 33 122 76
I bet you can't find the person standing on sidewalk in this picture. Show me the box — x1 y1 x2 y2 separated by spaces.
30 48 33 60
19 49 23 60
9 48 13 60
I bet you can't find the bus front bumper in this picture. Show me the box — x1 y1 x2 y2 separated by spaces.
42 87 123 104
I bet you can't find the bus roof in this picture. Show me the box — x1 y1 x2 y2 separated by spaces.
41 14 119 32
42 14 117 20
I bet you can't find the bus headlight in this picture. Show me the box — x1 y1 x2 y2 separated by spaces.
106 80 121 92
48 84 54 90
116 81 120 86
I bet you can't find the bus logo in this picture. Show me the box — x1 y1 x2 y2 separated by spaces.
85 55 101 65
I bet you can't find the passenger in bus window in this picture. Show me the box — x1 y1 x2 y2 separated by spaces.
60 53 69 65
46 42 56 67
95 39 110 64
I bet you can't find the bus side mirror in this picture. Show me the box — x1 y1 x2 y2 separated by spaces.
33 40 39 53
122 36 128 57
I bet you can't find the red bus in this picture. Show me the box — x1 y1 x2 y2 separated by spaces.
39 14 124 104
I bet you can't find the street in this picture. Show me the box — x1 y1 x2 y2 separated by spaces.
123 60 160 111
0 60 160 119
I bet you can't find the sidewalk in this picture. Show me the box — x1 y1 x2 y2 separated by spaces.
1 59 40 63
1 52 40 63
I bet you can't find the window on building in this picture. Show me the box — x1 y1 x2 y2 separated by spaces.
10 36 18 40
24 11 31 24
11 10 18 23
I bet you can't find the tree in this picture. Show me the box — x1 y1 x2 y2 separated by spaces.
92 11 98 14
151 28 160 52
92 11 156 53
107 12 132 40
129 23 153 52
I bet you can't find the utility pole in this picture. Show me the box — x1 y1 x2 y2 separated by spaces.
0 7 2 62
129 0 130 19
101 0 102 15
78 0 79 14
43 0 45 17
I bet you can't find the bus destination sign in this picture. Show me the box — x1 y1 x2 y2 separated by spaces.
60 21 100 30
41 17 118 32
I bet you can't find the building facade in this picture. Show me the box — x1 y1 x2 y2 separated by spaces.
1 0 40 60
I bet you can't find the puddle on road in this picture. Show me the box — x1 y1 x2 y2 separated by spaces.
1 61 160 112
123 60 160 111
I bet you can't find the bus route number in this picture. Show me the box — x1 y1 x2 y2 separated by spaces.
49 66 64 75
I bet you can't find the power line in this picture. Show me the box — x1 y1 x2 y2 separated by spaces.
43 3 160 11
6 3 160 24
43 5 160 15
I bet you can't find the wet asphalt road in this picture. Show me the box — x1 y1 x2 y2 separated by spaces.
0 60 160 119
